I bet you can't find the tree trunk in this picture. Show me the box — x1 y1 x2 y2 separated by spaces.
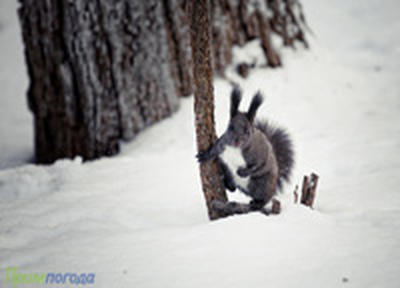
18 0 180 163
163 0 194 97
190 0 228 220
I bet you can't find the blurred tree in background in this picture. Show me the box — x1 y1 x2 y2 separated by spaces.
18 0 308 163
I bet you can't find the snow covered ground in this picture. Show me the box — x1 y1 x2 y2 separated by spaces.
1 0 400 287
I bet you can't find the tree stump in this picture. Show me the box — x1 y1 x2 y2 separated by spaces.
299 173 319 208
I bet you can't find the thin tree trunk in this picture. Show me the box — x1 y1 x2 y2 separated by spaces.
190 0 228 220
256 8 281 67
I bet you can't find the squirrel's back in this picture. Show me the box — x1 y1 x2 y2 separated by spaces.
255 120 294 189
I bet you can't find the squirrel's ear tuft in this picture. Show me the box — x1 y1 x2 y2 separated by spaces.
247 91 263 122
230 85 242 118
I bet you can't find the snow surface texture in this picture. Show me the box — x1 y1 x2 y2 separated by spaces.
1 0 400 287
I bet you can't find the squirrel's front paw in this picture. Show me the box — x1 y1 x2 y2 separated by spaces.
195 151 205 162
237 167 248 177
196 150 211 162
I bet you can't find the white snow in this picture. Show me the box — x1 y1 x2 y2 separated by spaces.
1 0 400 287
220 145 250 191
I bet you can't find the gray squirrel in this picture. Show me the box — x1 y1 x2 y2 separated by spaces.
197 86 294 212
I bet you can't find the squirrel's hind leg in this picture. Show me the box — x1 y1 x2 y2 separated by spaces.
218 158 236 192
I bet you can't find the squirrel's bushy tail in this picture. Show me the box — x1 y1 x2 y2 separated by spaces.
255 120 294 189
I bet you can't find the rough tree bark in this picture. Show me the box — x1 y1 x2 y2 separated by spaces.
163 0 194 97
190 0 228 220
18 0 182 163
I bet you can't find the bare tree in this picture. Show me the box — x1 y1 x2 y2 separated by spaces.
190 0 228 220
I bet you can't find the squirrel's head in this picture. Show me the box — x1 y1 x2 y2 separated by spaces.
227 86 264 148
